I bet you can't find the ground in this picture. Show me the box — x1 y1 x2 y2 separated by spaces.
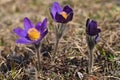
0 0 120 80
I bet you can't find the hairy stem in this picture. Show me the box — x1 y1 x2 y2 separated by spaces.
34 44 41 71
37 47 41 71
54 23 66 59
88 48 94 74
54 38 59 58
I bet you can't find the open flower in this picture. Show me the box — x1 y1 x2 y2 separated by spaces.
86 18 101 36
50 2 73 23
14 17 48 44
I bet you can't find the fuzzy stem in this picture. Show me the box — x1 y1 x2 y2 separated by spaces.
88 48 94 74
54 38 59 58
54 23 66 59
37 47 41 71
34 44 41 71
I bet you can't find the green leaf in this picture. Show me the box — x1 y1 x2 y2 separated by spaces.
108 54 115 61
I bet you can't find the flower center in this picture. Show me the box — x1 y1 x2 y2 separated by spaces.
60 12 68 19
28 28 40 41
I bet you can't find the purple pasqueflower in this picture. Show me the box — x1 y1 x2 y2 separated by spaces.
14 17 48 44
86 18 101 36
50 2 73 23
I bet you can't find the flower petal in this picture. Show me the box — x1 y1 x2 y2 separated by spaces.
35 21 42 31
51 2 62 19
97 28 101 33
66 12 73 22
86 18 90 28
40 18 47 33
63 5 73 14
41 29 48 39
24 17 33 31
89 20 98 35
35 18 47 33
55 12 66 23
13 28 27 37
95 34 100 44
91 20 97 28
16 38 31 44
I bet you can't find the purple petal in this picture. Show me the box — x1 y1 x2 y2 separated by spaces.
41 29 48 39
86 18 90 34
66 12 73 22
89 20 98 35
40 18 47 33
95 34 100 43
16 38 31 44
91 20 97 28
97 28 101 33
51 2 62 19
24 17 33 31
63 5 73 14
55 12 66 23
13 28 27 37
35 21 42 31
35 18 47 33
86 18 90 27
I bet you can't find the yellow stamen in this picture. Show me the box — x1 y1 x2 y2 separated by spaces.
28 28 40 41
60 12 68 19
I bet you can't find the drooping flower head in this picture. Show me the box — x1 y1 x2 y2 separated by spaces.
14 17 48 44
50 2 73 23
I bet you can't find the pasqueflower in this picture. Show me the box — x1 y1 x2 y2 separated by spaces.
50 2 73 23
14 17 48 44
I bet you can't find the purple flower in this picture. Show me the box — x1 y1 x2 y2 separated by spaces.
50 2 73 23
14 17 48 44
86 18 101 36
